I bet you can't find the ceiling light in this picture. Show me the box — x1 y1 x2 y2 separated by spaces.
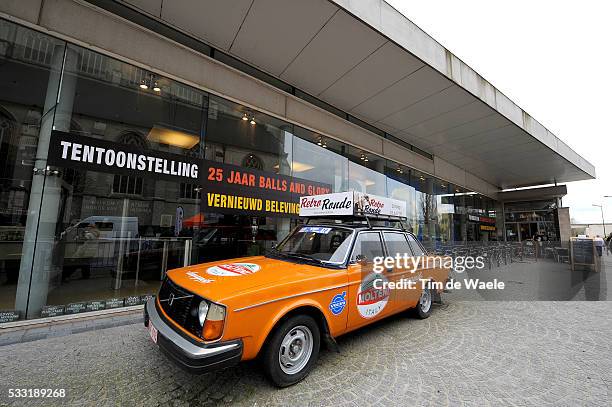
419 176 425 181
147 125 200 149
139 80 148 90
322 140 327 148
242 112 249 121
292 162 315 173
364 157 369 162
317 137 323 146
250 117 256 125
153 82 161 92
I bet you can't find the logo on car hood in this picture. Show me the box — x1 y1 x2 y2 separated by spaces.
206 262 261 277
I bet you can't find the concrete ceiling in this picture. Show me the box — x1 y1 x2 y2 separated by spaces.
124 0 595 189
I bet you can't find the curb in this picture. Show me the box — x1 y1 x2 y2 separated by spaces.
0 306 144 347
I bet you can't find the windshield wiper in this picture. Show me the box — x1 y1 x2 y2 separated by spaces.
283 253 324 264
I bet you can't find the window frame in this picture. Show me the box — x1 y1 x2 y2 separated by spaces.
349 230 387 264
405 232 427 256
382 231 415 259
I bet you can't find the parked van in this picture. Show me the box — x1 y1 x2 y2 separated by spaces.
58 216 139 281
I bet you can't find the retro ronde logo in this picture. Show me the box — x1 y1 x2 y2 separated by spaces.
206 262 261 277
357 273 390 319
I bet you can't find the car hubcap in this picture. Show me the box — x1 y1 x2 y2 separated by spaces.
419 287 432 313
278 325 313 375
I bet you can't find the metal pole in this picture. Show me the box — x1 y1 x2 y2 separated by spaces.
183 239 191 267
161 240 169 280
593 203 606 237
135 237 142 287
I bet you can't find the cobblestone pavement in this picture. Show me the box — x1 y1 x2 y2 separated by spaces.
0 301 611 407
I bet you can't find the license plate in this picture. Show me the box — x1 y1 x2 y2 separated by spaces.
148 322 158 344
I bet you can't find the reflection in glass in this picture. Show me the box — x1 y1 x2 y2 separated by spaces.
206 95 292 175
0 19 67 319
292 129 348 193
26 42 208 317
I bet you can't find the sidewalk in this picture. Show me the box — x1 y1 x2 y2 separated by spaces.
0 307 142 347
446 251 612 301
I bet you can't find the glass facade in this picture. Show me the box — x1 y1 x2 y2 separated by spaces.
503 200 559 242
0 19 501 322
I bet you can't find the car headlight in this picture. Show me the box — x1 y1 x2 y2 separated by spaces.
197 301 209 326
203 303 226 341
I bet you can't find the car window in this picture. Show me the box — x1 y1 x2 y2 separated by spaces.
383 232 413 258
351 232 384 263
95 222 114 231
406 234 425 256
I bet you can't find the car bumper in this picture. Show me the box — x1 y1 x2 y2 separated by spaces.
144 298 242 374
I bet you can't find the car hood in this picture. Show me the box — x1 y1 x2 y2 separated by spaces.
166 255 344 304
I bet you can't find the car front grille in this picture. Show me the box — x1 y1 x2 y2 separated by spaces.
157 277 203 339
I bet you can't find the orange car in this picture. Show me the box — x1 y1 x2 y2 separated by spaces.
144 217 449 387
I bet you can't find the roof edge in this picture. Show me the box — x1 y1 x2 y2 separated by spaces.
328 0 596 180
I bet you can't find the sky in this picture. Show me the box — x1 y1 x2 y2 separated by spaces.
386 0 611 224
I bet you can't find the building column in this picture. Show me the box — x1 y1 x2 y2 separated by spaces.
15 44 77 318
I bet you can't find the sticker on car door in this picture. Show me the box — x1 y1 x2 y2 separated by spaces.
357 273 390 319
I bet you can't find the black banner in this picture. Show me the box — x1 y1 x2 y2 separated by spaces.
47 131 332 218
47 131 201 184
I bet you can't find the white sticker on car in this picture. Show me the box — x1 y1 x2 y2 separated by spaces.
186 271 214 284
206 262 261 277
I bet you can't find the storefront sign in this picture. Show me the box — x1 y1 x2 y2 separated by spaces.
40 305 65 318
200 161 331 218
140 294 155 304
48 131 199 183
0 310 20 323
86 301 106 312
571 238 595 266
65 302 87 314
105 298 124 309
47 131 331 218
479 216 496 224
124 296 142 306
480 225 496 231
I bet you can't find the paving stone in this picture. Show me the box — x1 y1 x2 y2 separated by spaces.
0 301 610 406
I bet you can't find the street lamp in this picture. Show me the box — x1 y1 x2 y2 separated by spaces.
592 204 606 236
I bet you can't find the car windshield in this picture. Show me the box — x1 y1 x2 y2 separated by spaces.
274 225 354 264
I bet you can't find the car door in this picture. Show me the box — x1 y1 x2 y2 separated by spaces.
381 231 422 312
346 231 395 330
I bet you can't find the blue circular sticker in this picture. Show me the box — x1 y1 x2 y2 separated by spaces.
329 291 347 315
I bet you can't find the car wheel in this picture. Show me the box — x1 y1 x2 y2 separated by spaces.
413 284 433 319
262 315 320 387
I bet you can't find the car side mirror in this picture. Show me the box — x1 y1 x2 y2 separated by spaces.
355 254 368 265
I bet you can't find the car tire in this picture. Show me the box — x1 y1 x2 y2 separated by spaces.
262 314 320 387
413 283 433 319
